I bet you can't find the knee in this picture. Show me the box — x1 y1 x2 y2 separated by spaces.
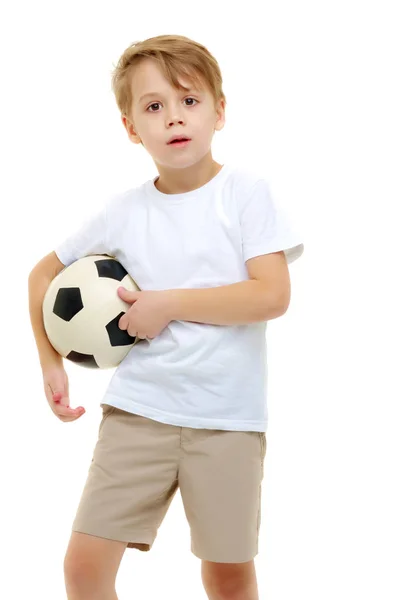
63 552 101 589
201 560 258 600
203 577 243 600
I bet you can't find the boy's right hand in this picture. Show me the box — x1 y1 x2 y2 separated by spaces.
43 364 85 422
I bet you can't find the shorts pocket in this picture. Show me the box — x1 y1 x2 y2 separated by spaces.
99 404 116 433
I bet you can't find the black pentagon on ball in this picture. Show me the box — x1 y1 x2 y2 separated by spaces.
53 287 84 321
95 258 128 281
66 350 99 369
106 312 137 346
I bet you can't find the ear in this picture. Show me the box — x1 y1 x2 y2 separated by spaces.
121 115 142 145
214 98 226 132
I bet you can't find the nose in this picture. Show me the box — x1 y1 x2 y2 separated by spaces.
168 117 184 126
165 103 185 127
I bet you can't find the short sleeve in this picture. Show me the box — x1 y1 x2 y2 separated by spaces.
239 179 304 264
54 204 109 267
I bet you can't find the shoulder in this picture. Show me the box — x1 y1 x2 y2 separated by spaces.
228 163 270 188
104 184 145 216
227 164 272 208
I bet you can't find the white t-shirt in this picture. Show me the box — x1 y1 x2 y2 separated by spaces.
55 164 304 432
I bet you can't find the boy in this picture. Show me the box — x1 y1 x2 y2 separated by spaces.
28 34 304 600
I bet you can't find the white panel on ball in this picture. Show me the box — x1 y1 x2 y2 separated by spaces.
42 255 140 369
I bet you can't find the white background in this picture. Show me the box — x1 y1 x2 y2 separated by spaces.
1 0 399 598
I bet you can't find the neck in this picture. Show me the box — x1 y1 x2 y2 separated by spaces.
154 156 223 194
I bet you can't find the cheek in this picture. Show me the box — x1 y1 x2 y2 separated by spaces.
197 111 217 132
146 122 164 144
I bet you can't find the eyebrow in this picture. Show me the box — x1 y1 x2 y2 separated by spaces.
138 88 202 103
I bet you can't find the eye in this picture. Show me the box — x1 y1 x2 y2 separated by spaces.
146 97 198 112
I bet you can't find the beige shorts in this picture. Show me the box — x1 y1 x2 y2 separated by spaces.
72 404 267 563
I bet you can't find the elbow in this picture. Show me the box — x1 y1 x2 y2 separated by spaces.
268 301 289 320
28 265 44 283
280 289 291 315
260 288 291 320
276 282 291 317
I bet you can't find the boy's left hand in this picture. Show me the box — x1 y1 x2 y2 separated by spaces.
117 286 174 340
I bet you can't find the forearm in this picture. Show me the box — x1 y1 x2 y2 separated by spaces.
28 269 63 369
167 280 285 326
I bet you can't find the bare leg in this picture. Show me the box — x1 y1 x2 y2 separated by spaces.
201 559 259 600
64 531 128 599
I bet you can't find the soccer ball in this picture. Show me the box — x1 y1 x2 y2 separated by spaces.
42 255 140 369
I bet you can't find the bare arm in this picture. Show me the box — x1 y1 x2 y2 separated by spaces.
28 251 66 369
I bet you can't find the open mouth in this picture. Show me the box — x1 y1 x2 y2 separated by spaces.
168 138 191 145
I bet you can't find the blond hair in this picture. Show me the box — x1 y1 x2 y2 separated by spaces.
111 34 227 119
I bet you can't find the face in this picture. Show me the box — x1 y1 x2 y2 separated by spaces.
122 59 225 169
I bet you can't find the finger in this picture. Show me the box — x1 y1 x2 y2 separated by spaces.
53 392 73 409
59 412 84 423
51 394 84 415
51 388 70 407
56 405 85 418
